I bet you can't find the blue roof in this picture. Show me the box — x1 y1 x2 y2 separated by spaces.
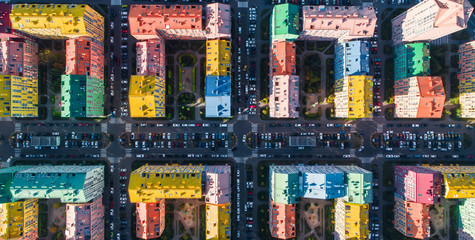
205 76 231 118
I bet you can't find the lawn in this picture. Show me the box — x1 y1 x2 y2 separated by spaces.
384 58 395 103
431 45 449 78
177 92 195 105
316 41 331 52
257 161 269 188
324 205 335 240
304 54 322 93
178 106 195 120
260 57 269 101
178 53 195 67
260 13 270 40
325 58 335 101
450 72 459 104
303 107 322 120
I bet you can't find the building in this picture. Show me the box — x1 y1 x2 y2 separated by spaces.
334 199 369 240
334 40 370 81
10 165 104 203
295 165 345 199
135 200 166 239
300 5 377 41
336 165 373 205
0 33 38 80
204 75 231 118
0 4 12 33
269 165 300 204
204 165 231 205
205 203 231 240
394 166 442 204
61 74 104 118
270 41 296 76
0 75 38 118
128 165 205 202
394 43 430 81
0 198 38 240
11 4 104 42
31 136 60 149
271 4 300 42
65 37 104 80
391 0 473 45
136 37 166 79
128 75 166 118
394 193 430 239
422 165 475 198
458 41 475 118
334 75 373 118
288 136 317 147
458 198 475 240
65 197 104 240
206 39 231 76
394 76 445 118
205 3 231 39
128 4 205 40
0 166 34 203
269 75 300 118
269 201 296 239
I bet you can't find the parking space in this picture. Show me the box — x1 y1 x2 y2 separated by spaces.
372 130 463 152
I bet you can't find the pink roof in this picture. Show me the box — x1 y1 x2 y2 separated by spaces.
205 165 231 205
0 33 38 80
136 37 165 79
269 75 300 118
271 41 296 76
0 3 11 34
65 37 104 80
395 166 442 204
65 197 104 240
301 5 376 40
417 77 445 118
205 3 231 39
269 201 296 239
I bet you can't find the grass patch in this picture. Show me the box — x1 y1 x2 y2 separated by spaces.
351 132 363 149
324 45 334 55
385 107 394 121
383 191 394 201
381 8 393 20
177 92 195 105
166 66 174 95
260 13 270 41
178 106 195 120
316 41 331 52
257 161 269 188
192 67 196 92
325 205 335 240
450 44 459 53
260 106 269 120
463 133 472 149
431 45 449 79
257 204 271 239
260 57 269 101
325 107 336 120
166 107 174 120
178 53 195 67
258 191 268 202
304 54 322 93
450 72 459 104
38 212 48 237
384 58 395 103
325 58 335 102
303 107 322 120
178 66 183 92
450 205 459 240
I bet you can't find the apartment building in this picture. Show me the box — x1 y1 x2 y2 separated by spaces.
135 200 166 239
459 198 475 240
269 75 300 118
295 165 345 199
204 75 231 118
334 40 370 81
394 165 442 204
271 4 300 42
0 198 38 240
394 43 430 81
394 193 430 239
334 75 373 118
65 197 104 240
61 74 104 118
136 37 166 79
269 165 300 205
334 198 369 240
0 33 38 80
206 39 231 76
204 165 231 205
205 3 231 39
205 203 231 240
0 166 35 203
270 41 296 76
422 165 475 198
0 75 38 118
458 41 475 118
128 75 166 118
269 201 296 239
336 165 373 205
65 37 104 80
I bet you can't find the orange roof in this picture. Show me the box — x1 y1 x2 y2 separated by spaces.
269 201 296 239
129 5 203 37
417 76 445 118
271 41 296 76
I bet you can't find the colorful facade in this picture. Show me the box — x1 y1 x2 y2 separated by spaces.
458 198 475 240
204 165 231 205
422 165 475 198
394 76 445 118
128 75 165 118
10 165 104 203
206 39 231 76
136 37 166 79
391 0 473 45
336 165 373 205
269 165 300 204
205 203 231 240
0 198 38 240
205 3 231 39
300 5 377 41
61 74 104 118
65 197 104 240
128 165 205 202
0 75 38 118
335 40 370 81
458 41 475 118
204 75 231 118
295 165 345 199
394 166 442 204
394 43 430 81
0 33 38 80
65 37 104 80
271 4 300 42
0 166 34 203
0 4 12 34
11 4 104 42
269 201 296 239
128 5 205 40
334 198 369 240
394 193 430 239
334 75 373 118
269 75 299 118
270 41 296 76
136 200 165 239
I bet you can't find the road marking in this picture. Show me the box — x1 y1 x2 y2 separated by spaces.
14 123 21 132
227 124 233 132
377 124 383 132
360 157 373 163
238 1 248 8
109 157 120 163
251 149 258 158
376 154 383 158
101 123 108 133
251 124 258 132
350 149 355 156
125 123 131 132
237 114 248 120
125 149 131 158
14 149 21 157
0 117 12 122
101 149 107 158
227 149 234 158
361 118 373 121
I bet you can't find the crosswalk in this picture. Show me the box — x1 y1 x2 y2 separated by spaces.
349 149 356 156
14 123 21 132
227 149 234 158
237 114 248 120
125 123 131 132
237 1 248 8
251 123 258 132
14 149 21 157
125 149 131 158
101 149 107 158
227 124 233 132
377 124 383 132
101 123 107 133
251 149 258 158
0 117 12 122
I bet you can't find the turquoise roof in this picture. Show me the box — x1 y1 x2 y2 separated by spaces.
271 3 300 42
269 165 300 204
336 165 373 204
0 166 35 203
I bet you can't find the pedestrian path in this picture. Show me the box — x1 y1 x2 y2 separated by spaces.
0 117 12 122
227 149 234 158
227 124 233 132
238 1 248 8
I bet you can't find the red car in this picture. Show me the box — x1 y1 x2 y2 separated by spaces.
120 172 125 176
375 102 381 106
249 105 256 109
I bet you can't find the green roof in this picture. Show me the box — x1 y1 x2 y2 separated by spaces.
394 43 430 81
336 166 373 205
61 74 104 118
0 166 35 203
269 165 300 204
10 165 104 203
271 3 300 42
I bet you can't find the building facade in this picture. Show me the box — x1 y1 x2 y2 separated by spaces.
269 75 299 118
334 40 370 81
300 5 377 41
65 37 104 80
65 197 104 240
204 75 231 118
0 166 34 203
205 203 231 240
205 3 231 39
458 41 475 118
394 193 430 239
0 4 12 34
61 74 104 118
336 165 373 205
391 0 473 45
0 198 38 240
135 200 166 239
458 198 475 240
394 76 445 118
0 33 38 80
271 4 300 42
128 75 166 118
270 41 296 76
334 75 373 118
422 165 475 198
206 39 231 76
394 165 442 204
204 165 231 205
269 201 296 239
0 75 38 118
394 43 430 81
11 4 104 42
136 37 166 79
334 199 369 240
295 165 345 199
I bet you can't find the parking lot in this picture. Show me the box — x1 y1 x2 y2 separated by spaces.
372 130 464 152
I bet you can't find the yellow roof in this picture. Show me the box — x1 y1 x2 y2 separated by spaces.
422 165 475 198
347 75 373 118
0 199 38 239
206 203 231 240
206 39 231 76
128 75 165 118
